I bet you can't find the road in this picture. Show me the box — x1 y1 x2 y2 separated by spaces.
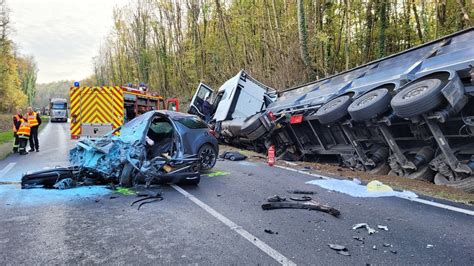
0 122 473 264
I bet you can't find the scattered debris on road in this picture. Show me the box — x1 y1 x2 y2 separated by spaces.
264 229 277 234
267 195 286 202
426 244 434 249
289 196 312 201
377 225 389 231
262 200 340 217
205 170 230 177
328 244 350 256
286 190 316 195
219 151 247 161
352 223 377 235
353 236 364 242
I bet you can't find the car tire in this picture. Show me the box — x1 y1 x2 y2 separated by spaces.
315 95 352 124
391 78 445 118
241 114 263 136
199 144 217 170
348 88 392 121
120 163 135 187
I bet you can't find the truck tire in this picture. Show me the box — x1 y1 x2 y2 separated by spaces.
120 163 135 187
391 78 445 118
434 173 474 193
315 95 352 125
241 114 263 136
348 88 391 121
180 176 201 186
407 166 434 182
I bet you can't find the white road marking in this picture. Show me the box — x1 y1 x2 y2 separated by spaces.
0 163 16 179
275 164 474 216
171 184 296 266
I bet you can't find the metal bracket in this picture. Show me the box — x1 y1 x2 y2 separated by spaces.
377 123 416 171
423 115 472 175
340 123 375 167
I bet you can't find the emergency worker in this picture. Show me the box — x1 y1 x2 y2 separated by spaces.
16 117 30 155
26 107 41 152
12 108 23 153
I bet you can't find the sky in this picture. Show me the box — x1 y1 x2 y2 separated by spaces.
9 0 129 83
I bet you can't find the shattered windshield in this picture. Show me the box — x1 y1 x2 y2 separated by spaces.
118 111 155 142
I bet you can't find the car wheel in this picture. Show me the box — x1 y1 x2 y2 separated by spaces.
348 88 392 121
391 78 445 118
199 144 217 170
120 163 135 187
315 95 352 124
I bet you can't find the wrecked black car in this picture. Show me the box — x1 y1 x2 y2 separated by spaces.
22 111 218 188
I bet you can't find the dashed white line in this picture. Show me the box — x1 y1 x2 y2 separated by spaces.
171 184 296 266
0 162 16 179
275 164 474 216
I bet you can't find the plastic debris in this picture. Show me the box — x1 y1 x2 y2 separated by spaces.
377 225 389 231
353 236 364 242
383 243 392 247
337 251 350 256
264 229 275 234
367 180 393 193
426 244 434 249
352 223 377 235
372 245 377 250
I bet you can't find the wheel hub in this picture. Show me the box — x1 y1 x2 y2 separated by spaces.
358 94 377 106
403 86 427 99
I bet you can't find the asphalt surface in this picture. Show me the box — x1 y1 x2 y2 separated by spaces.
0 122 473 264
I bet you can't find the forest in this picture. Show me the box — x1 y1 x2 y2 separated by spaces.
0 0 37 113
91 0 473 103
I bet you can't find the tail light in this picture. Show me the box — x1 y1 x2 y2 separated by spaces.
268 111 276 121
71 135 79 140
290 114 304 124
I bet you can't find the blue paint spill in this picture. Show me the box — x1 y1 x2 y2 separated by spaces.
238 161 258 167
0 185 110 206
306 179 418 198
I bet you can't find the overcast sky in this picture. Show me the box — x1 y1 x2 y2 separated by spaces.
9 0 129 83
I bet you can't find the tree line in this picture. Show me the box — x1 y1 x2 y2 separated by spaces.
0 0 38 113
91 0 472 103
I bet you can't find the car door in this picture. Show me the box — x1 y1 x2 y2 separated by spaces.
188 83 213 118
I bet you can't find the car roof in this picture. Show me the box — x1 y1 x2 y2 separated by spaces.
153 110 197 120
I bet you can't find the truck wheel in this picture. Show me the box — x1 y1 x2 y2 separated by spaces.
434 173 474 193
199 144 217 170
407 166 434 182
391 78 445 118
315 95 352 124
241 114 263 135
348 88 392 121
120 163 135 187
368 163 390 175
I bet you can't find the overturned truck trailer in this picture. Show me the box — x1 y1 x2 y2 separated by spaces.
259 27 474 192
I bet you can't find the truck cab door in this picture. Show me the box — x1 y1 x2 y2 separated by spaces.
166 98 180 112
188 82 214 118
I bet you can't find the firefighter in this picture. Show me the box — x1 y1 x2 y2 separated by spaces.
16 117 30 155
26 106 41 152
12 108 23 153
